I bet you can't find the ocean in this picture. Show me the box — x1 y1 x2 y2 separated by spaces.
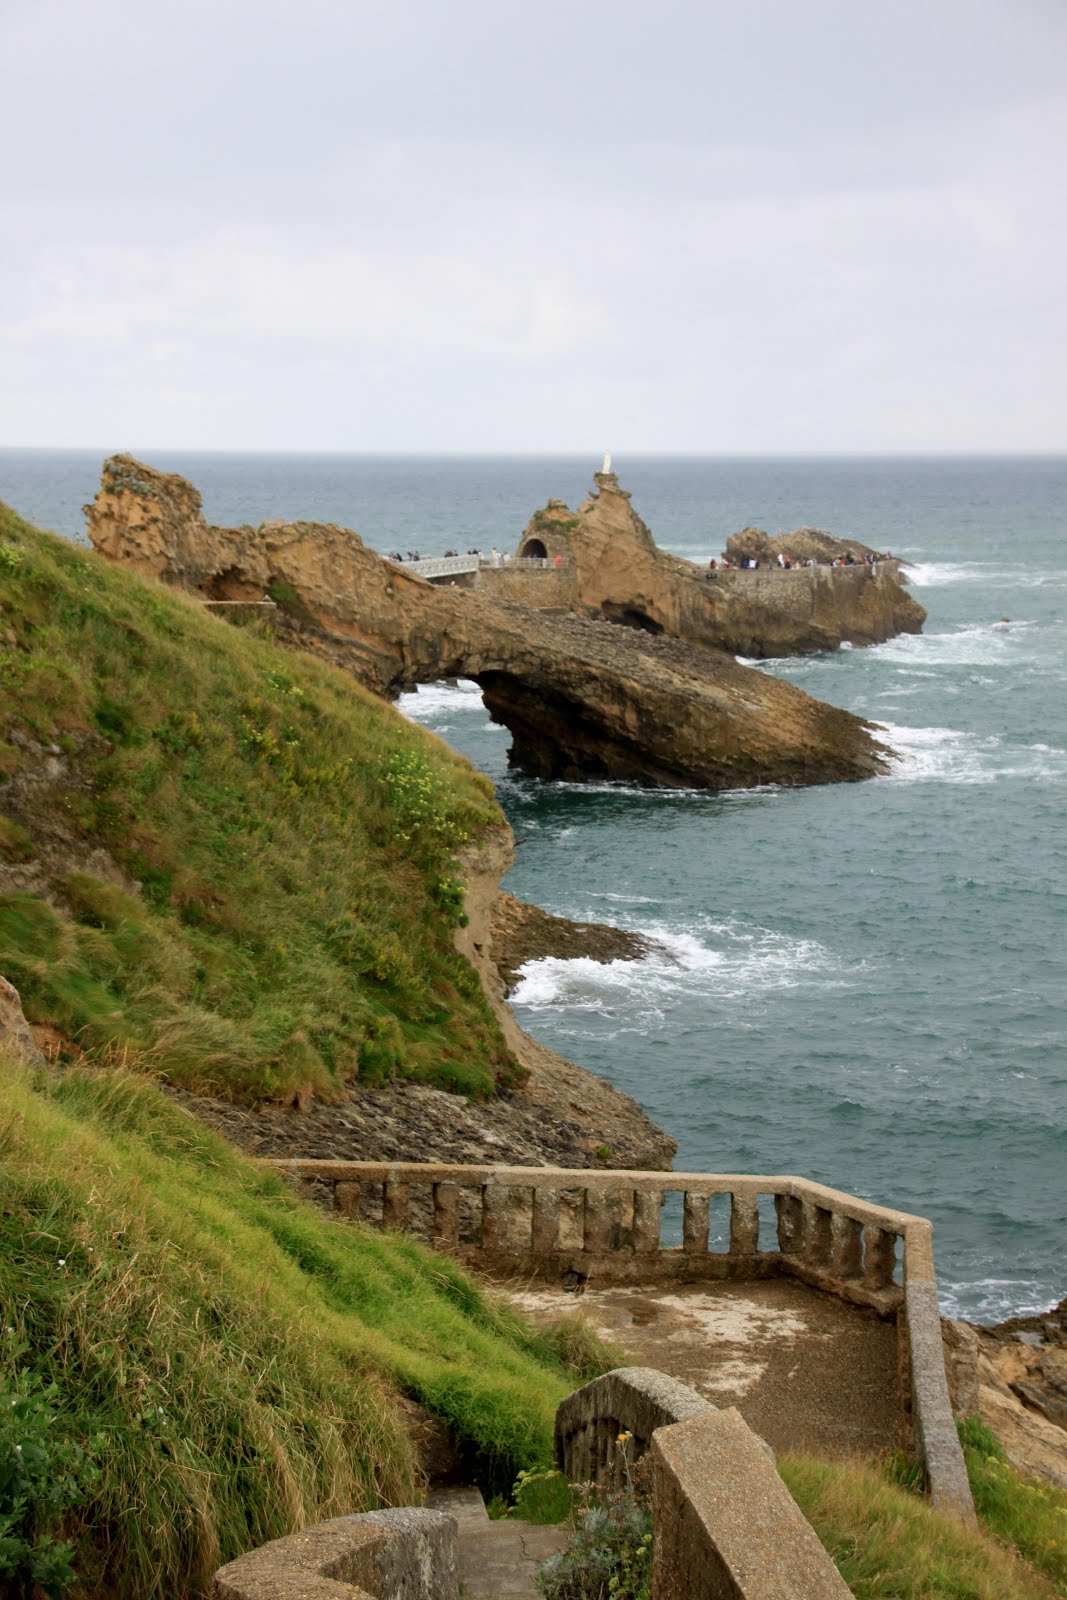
3 448 1065 1323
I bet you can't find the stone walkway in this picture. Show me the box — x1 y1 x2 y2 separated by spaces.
506 1276 901 1459
426 1487 570 1600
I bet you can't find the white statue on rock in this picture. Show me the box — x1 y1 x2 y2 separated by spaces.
601 451 612 475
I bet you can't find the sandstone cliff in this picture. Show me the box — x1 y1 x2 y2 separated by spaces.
87 456 888 791
512 470 926 656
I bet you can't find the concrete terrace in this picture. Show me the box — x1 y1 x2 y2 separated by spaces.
504 1275 900 1460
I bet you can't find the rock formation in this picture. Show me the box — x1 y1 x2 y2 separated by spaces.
87 455 889 791
513 470 926 656
0 975 46 1067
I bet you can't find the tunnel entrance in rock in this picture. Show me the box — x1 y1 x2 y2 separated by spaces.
520 538 548 560
600 602 663 635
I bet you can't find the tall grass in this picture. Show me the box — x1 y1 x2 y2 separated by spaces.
781 1451 1065 1599
0 1056 587 1598
0 501 510 1101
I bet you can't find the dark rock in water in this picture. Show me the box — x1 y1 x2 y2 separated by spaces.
491 893 669 994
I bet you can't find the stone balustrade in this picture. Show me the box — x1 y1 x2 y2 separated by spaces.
264 1162 911 1313
265 1160 975 1523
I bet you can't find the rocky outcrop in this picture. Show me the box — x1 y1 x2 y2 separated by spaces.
86 457 889 791
972 1297 1067 1489
0 976 46 1067
515 472 925 656
491 893 667 994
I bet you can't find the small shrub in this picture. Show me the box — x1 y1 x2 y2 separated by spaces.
0 1344 98 1600
536 1483 651 1600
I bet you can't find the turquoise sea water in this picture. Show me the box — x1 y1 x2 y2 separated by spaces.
3 450 1065 1322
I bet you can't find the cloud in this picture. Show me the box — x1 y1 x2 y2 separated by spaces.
1 0 1065 448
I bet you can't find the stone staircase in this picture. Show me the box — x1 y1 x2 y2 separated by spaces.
426 1487 571 1599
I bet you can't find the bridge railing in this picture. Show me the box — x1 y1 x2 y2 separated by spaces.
263 1160 974 1522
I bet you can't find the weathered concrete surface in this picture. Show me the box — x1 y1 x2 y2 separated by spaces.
509 1278 901 1461
211 1507 456 1600
515 471 925 657
86 455 888 791
651 1408 852 1600
425 1487 570 1600
555 1367 716 1484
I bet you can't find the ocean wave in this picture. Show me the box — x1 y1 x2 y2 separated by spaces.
879 722 1067 784
906 562 989 587
510 918 854 1019
396 678 484 720
938 1277 1058 1324
871 620 1038 670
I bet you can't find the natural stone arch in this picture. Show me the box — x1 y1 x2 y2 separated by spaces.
520 537 548 561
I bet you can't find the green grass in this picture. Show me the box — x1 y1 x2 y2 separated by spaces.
0 500 512 1101
0 1056 594 1599
958 1416 1067 1590
781 1447 1066 1599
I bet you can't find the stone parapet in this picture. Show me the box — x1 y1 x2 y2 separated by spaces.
651 1409 852 1599
211 1507 456 1600
555 1366 716 1486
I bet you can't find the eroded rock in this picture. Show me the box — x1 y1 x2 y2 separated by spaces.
86 456 889 791
0 976 46 1068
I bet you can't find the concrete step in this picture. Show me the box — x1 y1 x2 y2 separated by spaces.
426 1488 571 1599
426 1485 492 1527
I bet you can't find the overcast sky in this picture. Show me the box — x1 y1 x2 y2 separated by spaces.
2 0 1065 453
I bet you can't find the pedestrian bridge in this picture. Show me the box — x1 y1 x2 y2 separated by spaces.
388 553 557 581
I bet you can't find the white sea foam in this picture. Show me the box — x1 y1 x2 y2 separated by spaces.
396 678 484 721
871 620 1037 670
880 722 1067 785
939 1277 1055 1323
510 917 852 1021
906 562 989 587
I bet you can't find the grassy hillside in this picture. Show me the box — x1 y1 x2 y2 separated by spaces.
0 501 512 1101
0 1056 588 1599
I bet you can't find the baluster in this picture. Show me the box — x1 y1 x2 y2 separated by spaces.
730 1192 760 1255
775 1193 804 1254
481 1184 510 1253
532 1188 561 1256
633 1190 662 1253
831 1213 864 1280
862 1224 897 1290
804 1202 833 1268
583 1189 611 1253
382 1180 410 1231
682 1192 709 1254
433 1182 460 1249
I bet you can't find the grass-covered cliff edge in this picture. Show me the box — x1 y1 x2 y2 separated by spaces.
0 499 514 1102
0 1056 595 1598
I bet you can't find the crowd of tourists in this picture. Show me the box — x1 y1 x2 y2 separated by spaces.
706 550 891 576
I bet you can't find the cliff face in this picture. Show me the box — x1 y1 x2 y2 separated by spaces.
87 455 888 791
515 472 926 656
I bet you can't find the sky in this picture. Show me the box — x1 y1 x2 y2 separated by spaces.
2 0 1065 453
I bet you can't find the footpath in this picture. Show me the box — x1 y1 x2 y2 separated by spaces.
426 1487 570 1600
